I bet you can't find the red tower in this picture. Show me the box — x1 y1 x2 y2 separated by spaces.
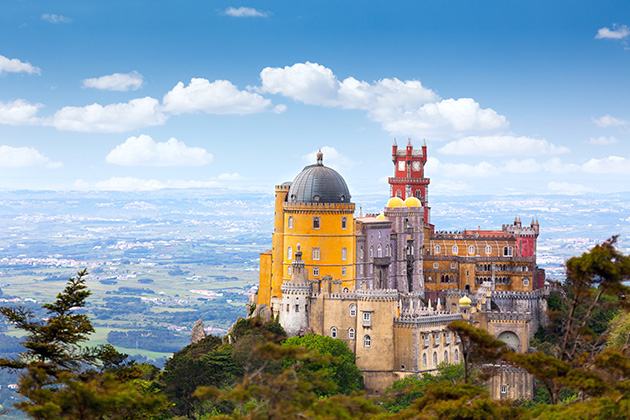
389 139 431 223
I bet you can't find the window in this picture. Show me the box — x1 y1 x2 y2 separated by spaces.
446 332 451 345
288 266 292 276
503 246 513 257
313 267 319 276
454 349 459 363
287 246 293 260
501 385 507 394
434 332 440 346
331 327 337 338
349 304 357 317
450 262 456 269
295 305 299 312
341 247 347 261
341 216 347 229
433 262 439 269
313 216 320 229
423 334 430 347
286 304 290 312
342 267 346 276
342 287 349 292
370 246 374 259
288 216 293 229
312 247 320 260
377 244 382 258
444 351 449 363
349 328 355 339
363 312 372 327
422 353 427 366
385 245 390 257
435 245 441 254
359 265 363 275
452 245 458 255
364 335 371 347
469 245 475 254
360 247 364 259
433 352 438 366
486 245 492 255
523 277 530 287
370 265 373 274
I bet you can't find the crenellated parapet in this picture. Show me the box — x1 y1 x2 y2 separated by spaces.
488 311 531 323
357 288 399 301
395 312 463 327
491 290 547 300
281 281 312 295
283 202 355 214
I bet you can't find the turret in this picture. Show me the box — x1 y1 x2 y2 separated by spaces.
392 139 398 163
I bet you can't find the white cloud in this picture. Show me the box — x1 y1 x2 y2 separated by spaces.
50 97 167 132
217 173 243 180
582 156 630 174
438 135 569 156
41 14 72 24
430 179 471 194
72 177 223 191
82 71 144 91
501 158 541 173
593 114 628 127
595 24 630 40
424 157 499 177
0 99 42 125
163 78 272 115
303 146 352 169
223 7 269 17
589 136 619 145
0 54 41 75
547 181 594 194
0 145 62 169
258 62 506 138
541 157 579 174
106 135 213 167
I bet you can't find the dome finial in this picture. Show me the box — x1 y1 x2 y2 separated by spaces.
316 148 323 165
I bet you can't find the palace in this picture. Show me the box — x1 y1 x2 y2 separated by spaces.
255 140 548 398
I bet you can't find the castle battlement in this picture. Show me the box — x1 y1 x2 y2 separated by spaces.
395 313 462 326
280 282 312 294
491 290 546 300
357 288 399 301
488 311 531 322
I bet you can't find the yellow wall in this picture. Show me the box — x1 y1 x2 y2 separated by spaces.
257 251 272 305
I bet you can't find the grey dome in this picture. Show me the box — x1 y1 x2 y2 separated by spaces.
287 163 351 204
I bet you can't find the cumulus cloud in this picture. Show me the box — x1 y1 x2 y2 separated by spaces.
593 114 628 127
541 157 580 174
303 146 352 168
595 24 630 40
258 62 506 138
438 135 569 156
223 7 269 17
106 135 213 167
163 78 272 115
582 156 630 174
0 145 62 169
589 136 619 145
42 14 72 24
424 157 499 177
72 177 223 191
547 181 594 194
50 97 167 132
83 71 144 91
501 158 541 173
0 54 41 75
0 99 42 125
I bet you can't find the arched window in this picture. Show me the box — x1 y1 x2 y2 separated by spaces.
377 244 382 257
433 352 438 366
468 245 475 254
435 245 441 254
341 216 347 229
523 277 530 287
444 351 449 363
341 247 347 261
349 328 355 339
370 246 374 259
313 216 320 229
454 349 459 363
287 246 293 260
288 266 292 276
364 335 371 348
452 245 458 255
360 247 364 259
385 245 390 257
331 327 337 338
288 216 293 229
422 353 427 367
349 304 357 317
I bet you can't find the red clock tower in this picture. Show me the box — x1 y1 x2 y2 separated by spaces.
389 139 431 223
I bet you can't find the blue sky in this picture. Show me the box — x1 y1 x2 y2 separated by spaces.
1 0 630 196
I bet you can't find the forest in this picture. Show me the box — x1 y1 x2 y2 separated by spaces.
1 237 630 419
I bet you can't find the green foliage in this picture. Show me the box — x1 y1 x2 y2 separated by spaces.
282 334 364 396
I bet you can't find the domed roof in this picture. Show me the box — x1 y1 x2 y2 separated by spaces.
287 151 351 204
459 295 472 307
404 196 422 208
376 213 386 220
386 197 404 208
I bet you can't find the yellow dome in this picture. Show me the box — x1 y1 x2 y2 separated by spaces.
386 197 404 208
404 196 422 208
459 295 472 306
376 213 386 220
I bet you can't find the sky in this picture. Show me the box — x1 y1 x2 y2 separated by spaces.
1 1 630 197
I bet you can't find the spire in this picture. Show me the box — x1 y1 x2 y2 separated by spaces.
393 138 397 146
407 138 412 147
316 148 323 165
423 138 427 147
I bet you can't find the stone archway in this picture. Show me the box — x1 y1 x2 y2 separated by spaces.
497 330 521 352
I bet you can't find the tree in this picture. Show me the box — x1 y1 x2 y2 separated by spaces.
282 334 364 396
0 270 166 419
